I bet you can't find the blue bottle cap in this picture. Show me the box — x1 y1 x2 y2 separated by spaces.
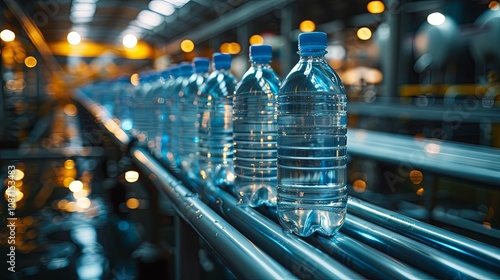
180 62 193 77
213 52 232 70
170 65 180 78
249 44 272 63
298 32 327 55
193 57 210 73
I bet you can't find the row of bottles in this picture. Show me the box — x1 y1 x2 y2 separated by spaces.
94 32 347 237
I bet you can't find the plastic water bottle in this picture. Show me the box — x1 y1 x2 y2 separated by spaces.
179 57 210 174
233 45 280 207
169 62 193 169
113 75 135 131
163 65 180 163
198 53 238 190
276 32 348 237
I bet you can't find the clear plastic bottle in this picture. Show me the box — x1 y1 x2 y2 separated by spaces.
179 57 210 175
198 53 238 190
276 32 348 237
169 62 193 169
163 65 179 163
233 45 280 207
113 75 135 132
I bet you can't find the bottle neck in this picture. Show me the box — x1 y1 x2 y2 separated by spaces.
298 48 326 59
298 55 325 61
250 60 271 67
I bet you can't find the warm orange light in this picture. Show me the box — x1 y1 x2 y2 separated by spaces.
352 180 367 193
299 20 316 32
228 42 241 54
13 169 25 181
64 104 78 116
130 73 140 86
357 27 372 40
63 177 75 187
180 39 195 52
249 34 264 45
409 170 423 184
367 1 385 14
220 42 230 54
126 198 140 209
24 56 37 68
64 159 75 169
489 1 499 10
416 187 424 196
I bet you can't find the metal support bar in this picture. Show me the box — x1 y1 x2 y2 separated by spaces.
347 197 500 272
186 181 362 280
130 147 298 280
346 128 500 185
342 214 499 279
162 0 296 54
309 233 434 280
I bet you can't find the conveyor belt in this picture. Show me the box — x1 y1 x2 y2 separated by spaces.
74 91 500 279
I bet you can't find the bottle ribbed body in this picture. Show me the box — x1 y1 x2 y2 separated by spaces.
233 46 280 207
277 32 348 237
197 54 238 190
179 58 209 174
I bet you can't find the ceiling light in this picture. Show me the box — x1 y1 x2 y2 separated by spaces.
357 27 372 40
0 29 16 42
249 34 264 45
137 10 164 28
123 34 138 48
299 20 316 32
149 0 175 16
67 31 82 45
367 1 385 14
24 56 38 68
427 12 446 26
180 39 194 52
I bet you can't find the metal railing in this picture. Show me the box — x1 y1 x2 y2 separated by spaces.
73 91 500 279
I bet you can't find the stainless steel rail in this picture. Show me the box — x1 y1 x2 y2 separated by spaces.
309 233 434 280
75 93 500 279
343 215 499 279
179 175 363 280
73 91 131 147
130 147 299 280
347 128 500 185
347 196 500 272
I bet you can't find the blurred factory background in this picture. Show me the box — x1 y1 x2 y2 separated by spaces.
1 0 499 279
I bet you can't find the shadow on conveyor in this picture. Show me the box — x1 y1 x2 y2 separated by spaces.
0 98 212 280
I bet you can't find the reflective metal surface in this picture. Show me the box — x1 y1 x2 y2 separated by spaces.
348 196 500 272
130 147 299 280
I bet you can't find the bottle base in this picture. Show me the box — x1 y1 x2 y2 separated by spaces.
277 206 347 237
235 183 277 207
